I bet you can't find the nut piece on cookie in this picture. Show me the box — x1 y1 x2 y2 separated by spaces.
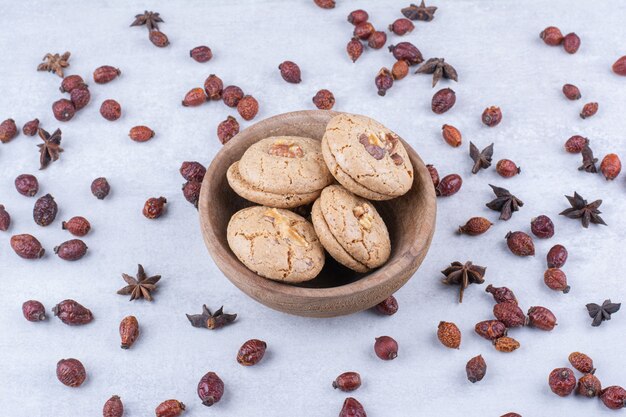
312 185 391 272
227 206 325 282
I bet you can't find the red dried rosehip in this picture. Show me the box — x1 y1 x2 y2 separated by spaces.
143 197 167 219
530 215 554 238
374 295 398 315
155 399 185 417
347 9 368 25
458 217 492 236
119 315 139 349
237 95 259 121
367 31 387 49
15 174 39 197
544 268 570 293
222 85 244 108
564 135 588 153
62 216 91 237
217 116 240 144
391 60 409 80
474 320 507 341
22 300 46 322
57 358 86 387
501 414 522 417
279 61 302 83
612 56 626 76
437 321 461 349
580 102 598 119
562 83 581 100
563 32 580 54
53 299 93 325
10 234 45 259
0 118 18 143
577 373 601 398
486 284 518 304
549 368 576 397
353 22 374 40
93 65 121 84
374 335 398 359
60 74 86 93
314 0 335 9
149 30 169 47
388 42 423 65
103 395 124 417
190 45 212 63
70 86 91 111
0 205 10 231
482 106 502 127
493 302 525 328
389 18 415 36
182 181 202 208
505 231 535 256
237 339 267 366
91 177 110 200
33 193 58 226
432 88 456 114
435 174 462 197
54 239 88 261
182 88 207 107
197 371 224 406
347 38 364 63
100 99 122 121
600 386 626 409
496 159 520 178
466 355 487 383
600 153 621 180
312 89 335 110
22 118 40 136
180 161 206 182
442 124 462 147
547 244 568 268
527 306 557 330
129 125 155 142
204 74 223 100
540 26 564 46
569 352 595 374
426 164 439 188
333 372 361 392
339 397 366 417
52 99 76 122
375 67 394 96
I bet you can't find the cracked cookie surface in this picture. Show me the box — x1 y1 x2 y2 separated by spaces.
227 206 325 282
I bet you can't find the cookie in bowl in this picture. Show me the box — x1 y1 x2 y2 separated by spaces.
227 136 334 208
322 113 413 200
227 206 325 282
311 185 390 273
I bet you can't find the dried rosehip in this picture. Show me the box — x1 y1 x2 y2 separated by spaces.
237 95 259 121
120 315 139 349
333 372 361 392
371 295 397 315
391 60 409 80
62 216 91 237
367 31 387 49
493 302 525 328
505 231 535 257
15 174 38 197
600 386 626 409
182 181 202 208
486 285 518 304
527 306 557 330
22 118 40 136
496 159 520 178
0 118 18 143
129 125 155 142
57 358 86 387
100 99 121 121
312 89 335 110
91 177 110 199
143 197 167 219
540 26 564 46
549 368 576 397
190 46 212 63
347 9 368 25
577 374 601 398
432 88 456 114
180 161 206 182
375 67 394 96
237 339 267 366
217 116 240 144
70 86 91 111
222 85 244 107
155 400 185 417
149 30 169 47
482 106 502 127
339 397 366 417
197 371 224 406
53 299 93 325
563 32 580 54
204 74 223 100
474 320 507 341
10 234 44 259
547 244 568 268
52 99 76 122
182 88 207 107
374 335 398 359
612 56 626 76
494 336 520 352
0 205 10 231
353 22 374 40
33 194 58 226
544 268 569 293
60 75 86 93
93 65 121 84
442 124 462 147
466 355 487 383
388 42 423 65
569 352 595 374
530 215 554 238
389 18 414 35
564 135 588 153
347 38 364 63
426 164 439 188
600 153 621 180
22 300 46 322
580 102 598 119
437 321 461 349
500 414 522 417
562 84 581 100
279 61 302 83
103 395 124 417
458 217 492 236
435 174 462 197
314 0 335 9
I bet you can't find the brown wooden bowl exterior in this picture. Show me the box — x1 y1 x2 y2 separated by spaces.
199 110 436 317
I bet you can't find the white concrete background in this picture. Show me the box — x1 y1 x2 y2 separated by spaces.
0 0 625 415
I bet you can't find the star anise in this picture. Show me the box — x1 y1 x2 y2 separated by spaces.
37 127 63 170
441 261 486 303
415 58 458 87
186 305 237 330
486 184 523 221
37 52 71 78
130 11 164 31
578 144 598 173
402 0 437 21
469 142 494 174
117 264 161 301
586 299 620 327
559 192 606 228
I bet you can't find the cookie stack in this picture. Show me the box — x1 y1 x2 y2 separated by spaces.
226 113 415 283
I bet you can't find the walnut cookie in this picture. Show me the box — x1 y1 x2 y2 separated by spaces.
227 206 325 282
227 136 334 208
311 185 390 273
322 113 414 200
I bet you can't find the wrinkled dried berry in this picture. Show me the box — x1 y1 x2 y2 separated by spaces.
600 386 626 409
70 87 91 111
0 118 18 143
388 42 423 65
15 174 38 197
374 295 398 315
222 85 244 107
486 284 518 304
60 74 86 93
190 46 212 63
182 181 202 208
120 315 140 349
374 335 398 359
505 231 534 256
527 306 557 330
149 30 169 47
314 0 335 9
549 368 576 397
494 336 520 352
10 234 44 259
442 124 462 147
496 159 520 178
52 99 76 122
100 99 121 121
600 153 621 180
155 399 185 417
435 174 462 197
91 177 110 199
391 60 409 80
180 161 206 182
540 26 564 46
347 38 364 63
466 355 487 383
493 302 525 328
217 116 240 144
577 374 601 398
54 239 88 261
57 358 86 387
474 320 507 341
103 395 124 417
33 194 58 226
204 74 223 100
312 89 335 110
237 95 259 121
22 300 46 322
197 371 224 406
563 32 581 54
580 102 598 119
93 65 121 84
458 217 492 236
279 61 302 83
612 56 626 76
53 299 93 325
530 215 554 238
482 106 502 127
129 125 155 142
353 22 374 40
347 9 368 25
569 352 595 374
437 321 461 349
547 244 568 268
22 118 40 136
237 339 267 366
426 164 439 188
564 135 588 153
333 372 361 392
339 398 366 417
0 205 10 231
389 18 414 35
432 88 456 114
367 31 387 49
62 216 91 236
143 197 167 219
182 88 207 107
562 84 581 100
544 268 569 293
375 67 394 96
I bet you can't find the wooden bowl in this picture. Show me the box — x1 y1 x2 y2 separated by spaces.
199 110 436 317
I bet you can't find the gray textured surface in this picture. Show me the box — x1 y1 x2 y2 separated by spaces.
1 0 625 415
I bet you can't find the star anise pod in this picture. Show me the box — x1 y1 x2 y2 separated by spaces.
415 58 458 87
37 52 71 78
586 299 620 327
469 142 494 174
441 261 486 303
402 0 437 21
117 264 161 301
486 184 523 221
578 144 598 173
37 127 63 170
559 192 606 228
130 11 164 31
186 305 237 330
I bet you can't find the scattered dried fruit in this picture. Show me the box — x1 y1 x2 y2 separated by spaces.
143 196 167 219
549 368 576 397
466 355 487 383
190 46 212 63
339 397 366 417
15 174 39 197
155 399 185 417
52 99 76 122
441 261 485 302
22 118 40 136
436 173 462 197
474 320 507 341
562 84 581 100
237 95 259 120
375 67 394 96
180 161 206 182
374 295 398 315
149 30 170 47
186 305 237 329
437 321 461 349
91 177 110 199
217 116 240 144
60 75 85 93
486 285 518 304
530 215 554 238
494 336 520 352
600 386 626 409
10 234 44 259
100 99 121 121
54 239 88 261
431 88 456 114
353 22 374 40
540 26 563 46
527 306 557 330
53 300 93 325
441 124 462 147
568 352 595 374
70 87 90 110
565 135 588 153
129 125 155 142
197 371 224 406
482 106 502 127
312 89 335 110
333 372 362 392
347 9 369 25
374 336 399 359
388 42 423 65
182 181 202 208
222 85 244 107
22 300 46 322
119 315 140 349
204 74 223 100
389 18 414 35
580 102 598 119
496 159 520 178
493 302 525 328
458 217 492 236
367 31 387 49
547 244 568 268
563 32 581 54
544 268 570 293
93 65 121 84
577 374 601 398
237 339 267 366
600 153 621 180
505 231 535 256
33 193 58 226
0 118 18 143
314 0 335 9
62 216 91 237
103 395 124 417
182 88 207 107
612 56 626 76
0 206 10 231
426 164 439 188
347 38 364 63
57 358 86 387
279 61 302 83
